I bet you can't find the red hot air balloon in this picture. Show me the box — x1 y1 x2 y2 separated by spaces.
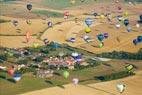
7 69 14 76
26 30 31 43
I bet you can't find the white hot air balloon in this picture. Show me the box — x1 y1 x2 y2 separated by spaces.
115 24 121 29
116 83 125 93
72 78 79 85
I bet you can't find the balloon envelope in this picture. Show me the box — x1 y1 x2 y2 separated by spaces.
13 73 22 82
124 19 129 26
85 18 93 27
85 27 91 33
8 69 14 76
97 34 104 41
63 71 69 78
137 36 142 42
72 78 79 85
27 3 32 11
116 83 125 93
133 39 138 45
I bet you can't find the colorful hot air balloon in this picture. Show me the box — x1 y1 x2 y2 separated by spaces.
48 21 53 27
26 19 32 26
125 64 134 72
103 33 109 38
7 69 14 76
124 11 128 17
43 38 49 45
127 26 132 32
97 34 105 42
12 20 18 27
13 73 22 82
116 83 125 93
133 39 138 45
124 19 129 26
64 11 69 19
75 55 82 62
63 71 69 79
85 27 91 33
69 37 76 43
137 36 142 42
85 18 93 27
27 3 32 11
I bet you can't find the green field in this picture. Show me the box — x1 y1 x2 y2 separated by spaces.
32 10 64 17
39 0 100 9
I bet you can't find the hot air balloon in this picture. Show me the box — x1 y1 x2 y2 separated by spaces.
124 19 129 26
85 27 91 33
32 43 39 48
137 36 142 42
139 15 142 22
125 64 134 72
97 34 104 42
70 0 75 4
26 31 31 43
63 71 69 79
115 24 121 29
98 42 103 48
12 20 18 27
136 23 140 28
13 73 22 82
43 38 49 45
124 11 128 17
26 19 32 26
93 12 98 17
7 69 14 76
74 54 82 62
85 18 93 27
116 83 125 93
71 52 79 58
127 26 132 32
72 78 79 85
100 14 105 19
27 3 32 11
48 21 53 27
64 11 69 19
103 33 109 38
68 37 76 43
133 39 138 45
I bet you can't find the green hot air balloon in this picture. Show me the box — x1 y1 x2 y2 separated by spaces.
63 71 69 79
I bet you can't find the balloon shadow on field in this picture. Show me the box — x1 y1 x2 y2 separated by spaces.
56 85 65 89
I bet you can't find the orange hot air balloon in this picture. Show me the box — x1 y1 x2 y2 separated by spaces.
7 69 14 76
26 30 31 43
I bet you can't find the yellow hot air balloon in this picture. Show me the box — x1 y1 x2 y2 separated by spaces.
70 0 75 4
124 11 128 17
32 43 39 48
100 14 105 19
85 27 91 33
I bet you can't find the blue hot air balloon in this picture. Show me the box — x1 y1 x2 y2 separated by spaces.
97 34 105 42
85 18 93 27
137 36 142 42
127 26 132 32
74 54 82 62
133 39 138 45
13 73 22 82
124 19 129 26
